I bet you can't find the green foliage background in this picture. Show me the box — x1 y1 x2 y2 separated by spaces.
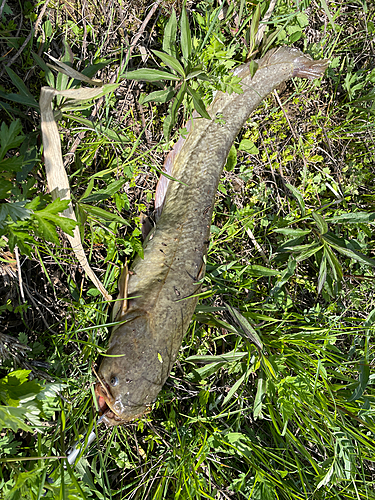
1 0 375 499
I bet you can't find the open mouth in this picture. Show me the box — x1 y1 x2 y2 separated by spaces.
94 377 125 425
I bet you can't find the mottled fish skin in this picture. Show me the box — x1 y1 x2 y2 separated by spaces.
96 47 329 425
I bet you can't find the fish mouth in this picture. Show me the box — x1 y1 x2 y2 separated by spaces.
94 378 126 426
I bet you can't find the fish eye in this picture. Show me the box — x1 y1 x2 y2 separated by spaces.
110 376 119 387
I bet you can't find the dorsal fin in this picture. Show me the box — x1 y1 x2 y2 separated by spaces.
154 118 194 220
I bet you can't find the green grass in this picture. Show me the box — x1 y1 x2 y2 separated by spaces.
1 0 375 499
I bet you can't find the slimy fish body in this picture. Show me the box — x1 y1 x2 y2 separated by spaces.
96 47 328 425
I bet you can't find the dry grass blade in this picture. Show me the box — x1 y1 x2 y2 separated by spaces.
39 85 111 301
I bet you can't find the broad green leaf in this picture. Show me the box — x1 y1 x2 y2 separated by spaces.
317 253 327 293
80 177 95 202
328 211 375 223
0 180 13 199
270 256 297 296
323 233 375 267
225 145 237 171
0 120 24 161
33 198 70 215
131 237 144 259
0 370 42 406
0 156 24 172
80 203 130 225
81 58 115 78
0 406 31 432
123 68 180 82
164 82 187 140
248 59 259 78
286 183 305 216
180 7 192 62
191 361 226 379
32 52 55 87
152 50 185 77
163 8 178 57
312 212 328 234
0 201 31 223
140 88 175 104
238 139 259 154
187 86 211 120
186 68 206 80
33 215 60 244
348 359 370 402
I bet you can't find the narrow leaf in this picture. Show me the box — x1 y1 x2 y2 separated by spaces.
317 253 327 293
123 68 180 82
286 183 305 216
163 9 178 57
225 303 263 351
223 371 247 406
253 369 266 419
187 86 211 120
180 7 192 62
80 203 129 225
295 243 323 262
5 67 35 98
328 212 375 223
324 244 343 281
312 211 328 234
140 88 175 104
273 228 311 237
152 49 185 77
323 233 375 267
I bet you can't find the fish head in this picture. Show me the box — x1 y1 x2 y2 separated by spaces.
95 309 165 426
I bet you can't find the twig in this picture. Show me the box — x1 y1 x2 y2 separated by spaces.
14 245 25 303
